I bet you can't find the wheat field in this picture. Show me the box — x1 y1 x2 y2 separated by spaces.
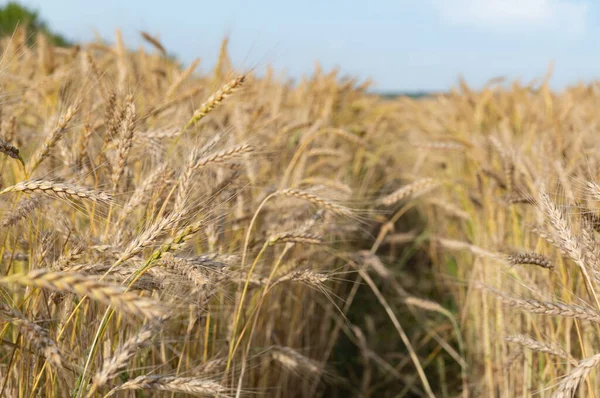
0 24 597 398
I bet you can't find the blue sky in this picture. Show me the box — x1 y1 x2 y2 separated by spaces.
7 0 597 92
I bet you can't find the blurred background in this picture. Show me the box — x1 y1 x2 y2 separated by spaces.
2 0 595 95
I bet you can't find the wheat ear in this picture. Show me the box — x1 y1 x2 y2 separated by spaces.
180 75 245 135
0 180 111 204
552 353 600 398
88 323 157 394
107 376 228 397
0 269 166 320
0 303 63 368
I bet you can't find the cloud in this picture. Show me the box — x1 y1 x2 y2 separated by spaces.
432 0 589 37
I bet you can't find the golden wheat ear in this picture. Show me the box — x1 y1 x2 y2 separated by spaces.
88 323 159 395
0 303 63 368
106 376 229 397
0 180 112 204
0 269 167 320
180 75 246 136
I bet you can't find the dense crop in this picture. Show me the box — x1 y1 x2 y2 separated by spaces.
0 27 451 397
5 24 594 398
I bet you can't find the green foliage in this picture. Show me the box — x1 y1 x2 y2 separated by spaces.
0 2 69 46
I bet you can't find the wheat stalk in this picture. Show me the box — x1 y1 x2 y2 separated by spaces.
166 58 200 98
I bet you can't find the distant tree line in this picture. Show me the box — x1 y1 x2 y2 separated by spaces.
0 1 70 46
378 91 433 99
